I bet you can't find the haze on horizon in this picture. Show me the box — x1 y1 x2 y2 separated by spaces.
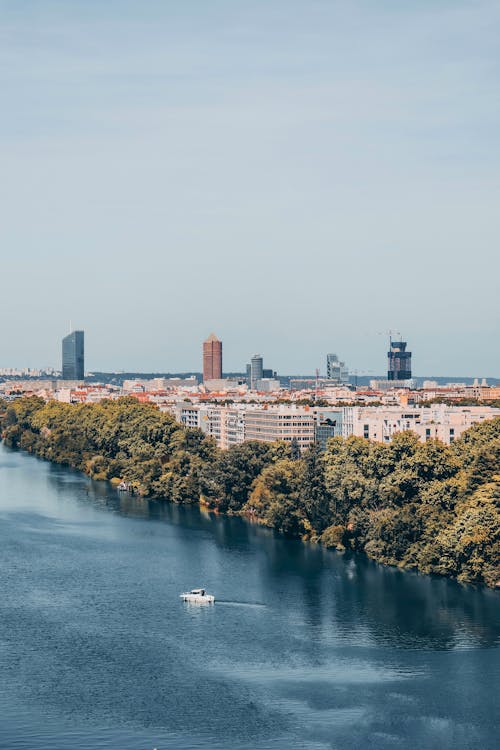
1 0 499 377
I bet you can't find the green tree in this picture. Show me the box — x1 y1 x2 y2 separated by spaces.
247 458 305 536
300 443 330 533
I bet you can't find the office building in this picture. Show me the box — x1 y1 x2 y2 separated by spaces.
314 409 343 450
370 377 418 391
250 354 263 389
203 333 222 382
326 353 348 383
62 330 84 380
254 378 281 392
244 407 316 451
387 340 412 381
247 363 277 389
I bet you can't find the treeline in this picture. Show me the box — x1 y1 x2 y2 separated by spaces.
1 397 499 588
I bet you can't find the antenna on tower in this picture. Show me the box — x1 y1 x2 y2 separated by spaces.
69 320 72 334
387 329 401 346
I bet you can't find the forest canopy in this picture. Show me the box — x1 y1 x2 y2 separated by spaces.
1 397 499 588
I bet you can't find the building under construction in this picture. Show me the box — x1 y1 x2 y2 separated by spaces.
387 339 412 381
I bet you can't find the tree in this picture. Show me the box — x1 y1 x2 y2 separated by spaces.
247 458 305 536
205 441 277 513
289 438 301 461
300 443 330 533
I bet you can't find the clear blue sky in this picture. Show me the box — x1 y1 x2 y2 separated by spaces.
1 0 499 376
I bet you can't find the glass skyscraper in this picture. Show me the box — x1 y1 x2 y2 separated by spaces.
62 330 85 380
387 340 411 381
250 354 263 389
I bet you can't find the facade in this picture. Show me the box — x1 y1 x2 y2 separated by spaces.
387 340 412 381
254 378 281 392
202 378 244 392
147 377 197 390
290 377 339 391
342 405 500 445
314 409 343 450
197 406 245 449
250 354 263 389
62 330 84 380
370 377 418 391
203 333 222 382
244 407 315 451
326 353 349 383
174 404 204 429
246 358 276 389
172 403 317 452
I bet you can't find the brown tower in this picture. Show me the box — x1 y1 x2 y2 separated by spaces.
203 333 222 382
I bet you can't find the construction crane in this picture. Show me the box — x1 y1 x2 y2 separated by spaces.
377 329 402 347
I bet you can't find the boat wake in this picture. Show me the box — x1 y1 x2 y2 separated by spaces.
215 599 266 608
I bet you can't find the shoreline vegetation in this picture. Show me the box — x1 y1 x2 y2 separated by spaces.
1 396 499 588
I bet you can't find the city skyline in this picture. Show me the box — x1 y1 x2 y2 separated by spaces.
0 1 499 376
1 4 498 748
0 326 499 382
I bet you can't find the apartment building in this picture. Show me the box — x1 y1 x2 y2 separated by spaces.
342 405 500 445
165 401 498 450
244 407 315 451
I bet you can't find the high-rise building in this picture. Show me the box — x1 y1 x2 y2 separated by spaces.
246 362 277 388
203 333 222 382
387 340 412 381
62 330 84 380
326 353 348 383
250 354 263 389
262 368 276 379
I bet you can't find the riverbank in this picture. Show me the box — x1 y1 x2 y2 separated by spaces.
1 396 499 587
2 441 499 750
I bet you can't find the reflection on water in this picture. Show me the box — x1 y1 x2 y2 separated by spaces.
0 445 499 750
44 456 500 652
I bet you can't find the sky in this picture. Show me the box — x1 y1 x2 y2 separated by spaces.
1 0 499 376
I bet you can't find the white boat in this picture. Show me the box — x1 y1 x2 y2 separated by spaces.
180 588 215 604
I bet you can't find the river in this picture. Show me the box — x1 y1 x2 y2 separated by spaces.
0 444 499 749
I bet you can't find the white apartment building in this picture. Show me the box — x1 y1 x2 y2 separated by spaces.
244 407 315 451
165 403 316 451
171 403 203 428
165 402 498 451
167 404 246 450
342 405 499 445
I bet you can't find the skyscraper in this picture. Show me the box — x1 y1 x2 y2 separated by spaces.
326 353 348 383
387 340 412 381
203 333 222 381
250 354 263 389
62 330 84 380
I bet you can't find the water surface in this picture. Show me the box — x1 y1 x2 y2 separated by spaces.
0 445 499 749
